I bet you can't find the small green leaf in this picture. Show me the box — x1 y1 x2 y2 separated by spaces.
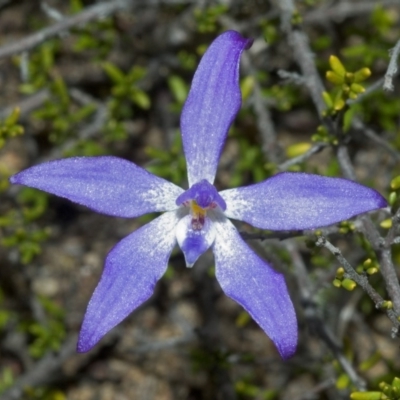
168 75 188 104
102 62 126 83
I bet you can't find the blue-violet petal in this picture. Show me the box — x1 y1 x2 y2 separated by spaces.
221 172 387 230
10 156 183 218
77 211 179 352
181 30 253 187
176 179 226 210
213 217 297 359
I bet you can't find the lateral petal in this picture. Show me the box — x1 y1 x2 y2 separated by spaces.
10 156 183 218
221 172 387 230
213 218 297 359
77 211 179 352
181 31 252 187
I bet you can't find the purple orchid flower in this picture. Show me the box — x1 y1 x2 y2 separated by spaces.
10 31 387 360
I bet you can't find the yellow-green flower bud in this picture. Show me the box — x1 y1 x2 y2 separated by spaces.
350 83 366 94
381 301 393 310
342 84 350 93
329 55 346 77
389 192 397 206
333 96 345 111
326 71 344 85
333 278 342 288
345 72 354 82
392 377 400 391
354 67 371 82
336 373 350 389
348 92 358 100
366 267 378 275
286 142 312 158
336 267 345 277
342 278 356 291
390 175 400 190
380 218 392 229
363 258 372 267
350 392 382 400
322 91 333 108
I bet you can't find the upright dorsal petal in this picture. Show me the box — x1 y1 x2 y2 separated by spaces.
181 31 252 187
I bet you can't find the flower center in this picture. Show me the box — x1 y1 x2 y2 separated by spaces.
176 179 226 230
190 200 216 230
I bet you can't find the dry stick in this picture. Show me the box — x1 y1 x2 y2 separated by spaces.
278 142 328 171
0 89 50 120
304 0 400 24
241 53 280 162
347 77 384 105
352 118 400 162
0 0 131 61
1 335 78 400
219 15 280 163
276 0 328 120
1 326 127 400
384 38 400 91
277 0 400 357
290 30 327 116
285 240 367 390
315 236 400 336
240 222 346 243
336 145 400 316
288 378 336 400
191 255 237 400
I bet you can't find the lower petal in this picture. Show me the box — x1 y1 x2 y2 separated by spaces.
212 218 297 359
77 211 179 352
176 215 216 267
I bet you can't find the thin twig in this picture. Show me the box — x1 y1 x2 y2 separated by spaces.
0 0 132 61
285 240 366 390
315 236 400 336
276 0 327 117
304 0 400 24
347 77 384 105
278 143 328 171
336 145 400 316
220 15 280 163
336 145 356 180
277 69 306 85
352 118 400 162
0 89 50 120
384 38 400 91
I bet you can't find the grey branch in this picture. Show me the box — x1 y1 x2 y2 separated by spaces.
0 0 132 61
285 240 366 390
304 0 400 24
352 118 400 162
384 38 400 91
1 335 78 400
276 0 327 116
278 143 328 171
0 89 50 120
315 236 400 334
336 145 400 316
